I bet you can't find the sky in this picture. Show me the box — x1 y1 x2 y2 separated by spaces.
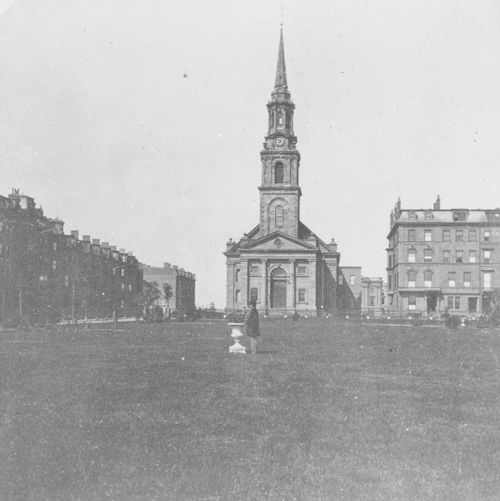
1 0 500 308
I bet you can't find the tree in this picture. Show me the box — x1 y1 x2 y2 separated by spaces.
486 289 500 326
132 280 162 320
163 282 173 316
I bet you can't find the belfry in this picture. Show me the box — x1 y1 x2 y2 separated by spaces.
224 29 341 317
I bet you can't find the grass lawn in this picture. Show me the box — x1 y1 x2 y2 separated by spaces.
1 319 500 501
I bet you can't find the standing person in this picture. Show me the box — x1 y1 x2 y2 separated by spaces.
245 300 260 354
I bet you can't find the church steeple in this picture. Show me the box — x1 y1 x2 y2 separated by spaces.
274 27 288 94
259 28 301 239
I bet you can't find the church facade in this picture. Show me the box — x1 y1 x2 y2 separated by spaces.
224 30 341 317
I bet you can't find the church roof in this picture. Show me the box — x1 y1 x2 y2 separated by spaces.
226 221 339 257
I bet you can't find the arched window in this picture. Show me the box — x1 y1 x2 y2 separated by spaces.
235 269 240 282
269 111 274 128
278 110 284 125
275 162 284 183
235 290 241 303
275 205 284 227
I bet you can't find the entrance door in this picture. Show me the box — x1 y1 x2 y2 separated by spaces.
468 297 478 313
270 268 287 308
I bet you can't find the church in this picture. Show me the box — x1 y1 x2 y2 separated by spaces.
224 30 343 317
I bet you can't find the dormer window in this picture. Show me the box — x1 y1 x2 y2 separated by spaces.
275 162 284 183
453 212 466 221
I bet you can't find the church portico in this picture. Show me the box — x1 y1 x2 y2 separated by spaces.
224 29 342 317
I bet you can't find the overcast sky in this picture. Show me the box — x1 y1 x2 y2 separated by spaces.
1 0 500 307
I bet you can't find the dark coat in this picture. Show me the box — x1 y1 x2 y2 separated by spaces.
244 308 260 337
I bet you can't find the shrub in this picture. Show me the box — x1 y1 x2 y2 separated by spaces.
445 315 461 329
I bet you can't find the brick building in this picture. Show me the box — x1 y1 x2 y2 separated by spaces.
224 30 344 317
387 196 500 316
1 189 142 327
142 263 196 316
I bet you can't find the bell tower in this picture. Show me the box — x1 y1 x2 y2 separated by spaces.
259 28 301 239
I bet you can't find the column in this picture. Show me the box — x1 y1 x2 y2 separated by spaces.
288 259 296 310
261 259 267 310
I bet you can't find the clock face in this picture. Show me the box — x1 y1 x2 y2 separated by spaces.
275 136 285 147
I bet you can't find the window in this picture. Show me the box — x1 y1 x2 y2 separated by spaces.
456 230 463 242
0 221 3 232
52 260 57 270
443 250 450 263
484 272 491 289
53 242 57 251
250 265 260 275
297 265 307 275
424 270 432 287
250 288 259 303
298 289 306 302
235 290 241 303
448 272 456 287
408 270 416 288
469 230 477 241
456 250 463 263
453 212 466 221
443 230 450 242
455 296 461 309
350 275 355 286
269 112 274 128
275 205 284 227
448 296 454 309
369 296 375 306
425 211 433 221
388 255 392 267
484 250 491 264
464 272 471 287
424 230 432 242
409 212 417 221
388 275 392 290
64 275 69 287
408 295 416 310
408 249 416 263
408 229 416 241
121 283 125 290
235 269 240 282
484 230 490 242
120 300 125 309
278 110 284 125
120 268 125 277
275 162 284 183
469 251 476 263
339 275 344 285
424 249 432 262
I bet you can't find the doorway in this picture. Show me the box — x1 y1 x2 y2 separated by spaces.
270 268 287 308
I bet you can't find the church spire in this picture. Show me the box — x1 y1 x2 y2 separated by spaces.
274 27 287 90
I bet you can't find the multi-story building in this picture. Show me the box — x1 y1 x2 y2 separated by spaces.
142 262 196 316
387 196 500 316
224 29 345 317
360 277 386 317
1 189 142 327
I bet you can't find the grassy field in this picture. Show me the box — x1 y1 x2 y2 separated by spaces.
1 319 500 501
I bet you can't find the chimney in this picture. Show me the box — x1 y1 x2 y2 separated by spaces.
82 235 91 242
110 246 116 251
119 248 125 253
92 239 100 245
434 195 441 210
164 262 171 268
101 242 109 248
71 230 79 239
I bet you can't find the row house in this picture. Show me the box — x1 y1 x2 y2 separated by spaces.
142 262 196 316
387 196 500 316
1 189 142 327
